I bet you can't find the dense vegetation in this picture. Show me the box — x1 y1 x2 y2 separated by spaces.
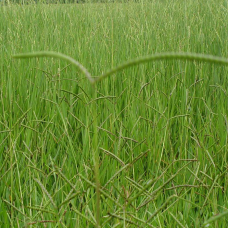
1 0 136 4
1 0 228 227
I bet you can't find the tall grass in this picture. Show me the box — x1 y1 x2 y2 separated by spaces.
1 0 228 227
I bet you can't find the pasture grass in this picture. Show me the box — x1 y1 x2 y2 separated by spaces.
1 0 228 227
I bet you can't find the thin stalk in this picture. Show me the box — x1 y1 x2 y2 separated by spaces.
12 51 94 83
95 52 228 83
91 84 101 228
12 51 228 85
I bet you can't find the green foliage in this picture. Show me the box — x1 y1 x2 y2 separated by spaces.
1 0 228 227
1 0 137 4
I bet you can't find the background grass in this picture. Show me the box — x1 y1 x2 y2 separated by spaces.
1 0 228 227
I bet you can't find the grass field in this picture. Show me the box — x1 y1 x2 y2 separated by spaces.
1 0 228 227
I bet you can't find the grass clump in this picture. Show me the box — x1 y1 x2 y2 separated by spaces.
1 0 228 227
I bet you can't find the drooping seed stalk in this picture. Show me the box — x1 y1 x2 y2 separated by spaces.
13 51 228 85
13 51 94 83
94 52 228 83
